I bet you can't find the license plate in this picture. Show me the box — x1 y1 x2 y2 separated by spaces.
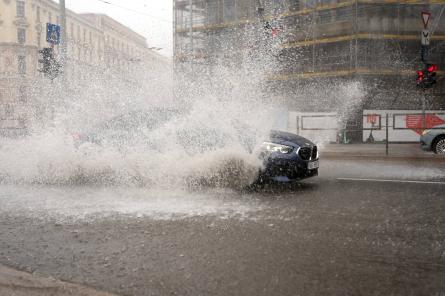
308 160 319 170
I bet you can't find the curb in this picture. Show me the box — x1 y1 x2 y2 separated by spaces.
0 264 118 296
320 153 445 162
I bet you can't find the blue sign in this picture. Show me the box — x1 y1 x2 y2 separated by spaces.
46 23 61 45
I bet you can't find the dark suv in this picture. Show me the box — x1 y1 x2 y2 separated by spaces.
257 130 319 183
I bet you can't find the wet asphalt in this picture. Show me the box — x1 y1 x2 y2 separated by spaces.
0 159 444 296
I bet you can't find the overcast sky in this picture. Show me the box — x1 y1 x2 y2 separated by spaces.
63 0 173 57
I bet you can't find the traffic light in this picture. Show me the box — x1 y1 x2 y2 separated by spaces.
38 48 53 75
426 63 438 85
38 47 61 79
416 70 424 85
416 63 438 88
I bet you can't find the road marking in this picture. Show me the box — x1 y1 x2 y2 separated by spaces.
337 177 445 185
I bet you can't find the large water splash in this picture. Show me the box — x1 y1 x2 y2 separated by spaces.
0 28 369 189
0 44 281 189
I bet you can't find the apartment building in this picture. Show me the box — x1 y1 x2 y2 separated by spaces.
0 0 165 134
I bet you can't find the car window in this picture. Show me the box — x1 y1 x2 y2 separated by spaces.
92 109 179 134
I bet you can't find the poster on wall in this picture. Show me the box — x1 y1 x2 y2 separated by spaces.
363 110 445 142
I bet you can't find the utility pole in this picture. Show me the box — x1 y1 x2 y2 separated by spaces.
59 0 67 75
189 0 193 71
312 2 316 72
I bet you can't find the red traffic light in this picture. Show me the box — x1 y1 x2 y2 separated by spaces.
417 70 425 83
427 64 438 72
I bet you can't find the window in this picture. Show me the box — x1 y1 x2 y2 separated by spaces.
303 0 316 8
319 10 332 24
37 32 41 47
18 86 27 103
83 29 86 42
288 0 300 11
16 1 25 18
175 8 181 27
36 6 40 22
271 0 285 14
18 56 26 74
70 23 74 39
17 28 26 44
224 0 236 21
208 0 219 24
236 0 253 19
5 104 14 118
336 7 351 22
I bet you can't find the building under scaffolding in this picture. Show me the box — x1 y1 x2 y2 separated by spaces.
173 0 445 138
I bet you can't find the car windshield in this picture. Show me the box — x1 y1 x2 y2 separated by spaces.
92 108 179 134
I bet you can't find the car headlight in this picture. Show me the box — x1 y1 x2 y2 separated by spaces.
422 129 430 136
261 142 293 154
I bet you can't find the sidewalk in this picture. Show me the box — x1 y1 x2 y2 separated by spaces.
320 143 445 161
0 264 117 296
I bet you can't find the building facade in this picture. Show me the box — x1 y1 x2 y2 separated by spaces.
0 0 166 135
173 0 445 139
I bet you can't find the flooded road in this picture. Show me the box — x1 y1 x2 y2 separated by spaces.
1 159 444 296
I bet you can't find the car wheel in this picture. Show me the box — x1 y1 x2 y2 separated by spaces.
433 136 445 154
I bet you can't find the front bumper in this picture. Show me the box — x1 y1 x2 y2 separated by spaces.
259 158 319 182
420 141 430 151
420 133 434 151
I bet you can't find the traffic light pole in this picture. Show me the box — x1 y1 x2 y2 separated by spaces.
385 113 389 156
59 0 67 75
422 88 427 130
189 0 193 73
417 12 438 130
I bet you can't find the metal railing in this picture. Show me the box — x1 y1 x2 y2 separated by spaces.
295 112 445 155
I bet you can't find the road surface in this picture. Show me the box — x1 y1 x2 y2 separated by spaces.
1 159 444 296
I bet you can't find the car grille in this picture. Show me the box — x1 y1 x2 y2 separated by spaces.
298 146 318 161
312 146 318 159
298 147 312 160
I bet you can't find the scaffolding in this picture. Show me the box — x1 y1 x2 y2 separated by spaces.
174 0 211 63
174 1 445 71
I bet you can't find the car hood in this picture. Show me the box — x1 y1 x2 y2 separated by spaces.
269 130 315 147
